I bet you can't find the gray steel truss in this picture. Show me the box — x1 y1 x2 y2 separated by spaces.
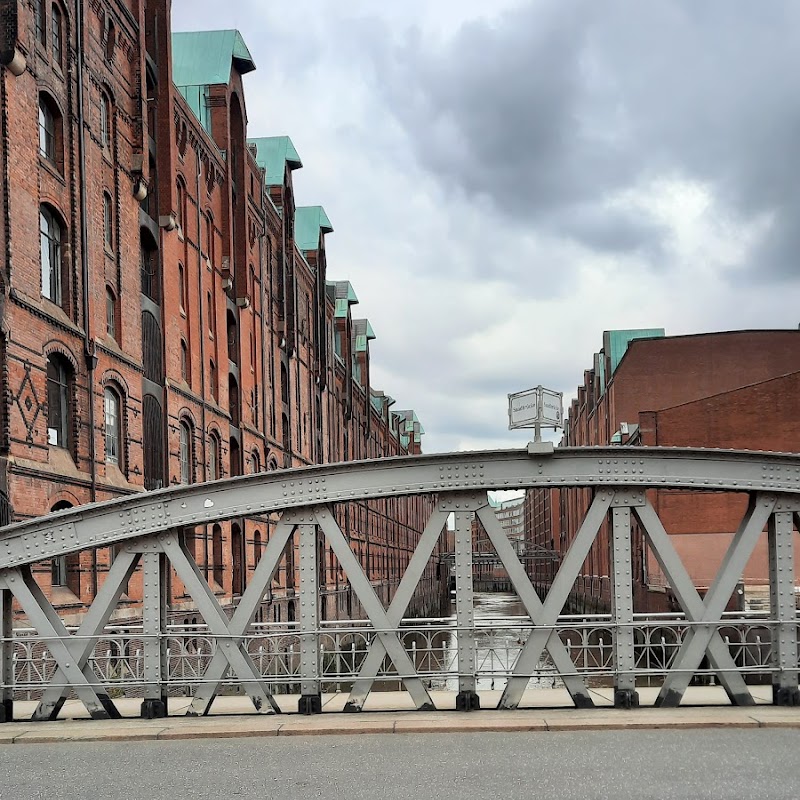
0 447 797 720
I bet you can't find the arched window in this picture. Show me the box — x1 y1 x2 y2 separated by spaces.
99 91 111 150
140 229 160 302
179 419 192 484
205 212 214 263
280 363 288 405
228 374 239 427
47 354 72 448
40 206 63 304
178 262 186 310
104 17 116 61
209 359 217 401
180 338 189 383
208 431 220 481
103 191 114 251
176 179 186 232
212 524 223 587
104 386 122 467
250 449 260 474
105 286 116 339
51 4 63 66
253 530 262 565
229 438 241 478
50 501 73 586
38 95 60 166
207 291 215 336
226 310 238 364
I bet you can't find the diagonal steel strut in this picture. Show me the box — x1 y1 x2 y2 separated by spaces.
499 490 615 709
315 506 435 711
344 507 450 711
644 495 775 707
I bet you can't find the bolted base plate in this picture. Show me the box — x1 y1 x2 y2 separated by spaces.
456 691 480 712
613 689 640 710
298 694 322 715
140 699 168 719
773 686 800 707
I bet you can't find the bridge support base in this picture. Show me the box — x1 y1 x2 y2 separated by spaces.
456 691 480 712
773 686 800 707
298 694 322 715
613 689 639 709
140 699 168 719
0 700 11 723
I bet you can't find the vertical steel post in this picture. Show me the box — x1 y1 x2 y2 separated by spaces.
141 550 169 718
453 511 479 710
298 522 321 714
768 511 799 705
611 505 638 708
0 588 12 722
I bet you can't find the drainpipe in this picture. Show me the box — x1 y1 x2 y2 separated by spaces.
195 145 208 569
76 1 98 596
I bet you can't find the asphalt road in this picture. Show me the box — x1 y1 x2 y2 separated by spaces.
1 729 799 800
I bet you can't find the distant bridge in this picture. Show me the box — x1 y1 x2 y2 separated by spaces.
1 446 798 722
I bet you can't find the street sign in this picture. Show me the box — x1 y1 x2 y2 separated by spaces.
508 388 539 428
508 386 564 437
540 388 563 427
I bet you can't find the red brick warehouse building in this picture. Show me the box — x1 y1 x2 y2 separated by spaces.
0 1 447 624
526 329 800 613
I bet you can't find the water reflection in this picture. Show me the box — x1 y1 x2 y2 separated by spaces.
437 591 563 691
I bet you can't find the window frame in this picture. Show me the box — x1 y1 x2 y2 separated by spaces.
46 354 71 448
99 91 111 150
103 191 114 252
51 4 63 67
179 419 193 484
40 206 63 306
38 97 57 164
104 385 123 468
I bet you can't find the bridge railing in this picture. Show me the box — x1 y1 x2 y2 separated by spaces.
6 612 786 701
0 446 799 720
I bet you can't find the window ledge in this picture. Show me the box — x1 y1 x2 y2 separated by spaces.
39 156 66 185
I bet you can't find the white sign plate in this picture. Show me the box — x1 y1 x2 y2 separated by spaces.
508 388 539 429
540 388 563 427
508 386 564 430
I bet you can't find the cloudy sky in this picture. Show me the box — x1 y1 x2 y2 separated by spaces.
173 1 800 454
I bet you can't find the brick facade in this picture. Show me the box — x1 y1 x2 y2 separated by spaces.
0 1 446 624
543 330 800 613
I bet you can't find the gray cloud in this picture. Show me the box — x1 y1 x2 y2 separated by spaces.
381 0 800 278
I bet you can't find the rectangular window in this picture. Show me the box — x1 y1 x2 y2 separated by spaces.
99 93 110 149
51 556 67 587
51 5 62 65
103 193 113 251
35 0 46 46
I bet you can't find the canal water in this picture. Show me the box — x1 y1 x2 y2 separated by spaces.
437 591 563 691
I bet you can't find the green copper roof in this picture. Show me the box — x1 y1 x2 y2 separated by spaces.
294 206 333 252
172 30 255 133
172 30 256 86
352 319 376 353
247 136 302 185
329 281 358 318
603 328 666 375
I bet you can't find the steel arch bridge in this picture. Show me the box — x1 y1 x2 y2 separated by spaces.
0 445 799 722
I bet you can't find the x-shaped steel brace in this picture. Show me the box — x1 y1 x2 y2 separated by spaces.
30 548 141 720
636 495 775 707
0 565 126 720
186 517 297 715
314 506 436 711
159 532 281 715
478 496 594 708
498 490 616 709
344 506 450 711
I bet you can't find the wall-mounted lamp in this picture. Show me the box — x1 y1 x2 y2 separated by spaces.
132 177 148 202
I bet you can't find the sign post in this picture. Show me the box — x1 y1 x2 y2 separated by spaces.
508 385 563 443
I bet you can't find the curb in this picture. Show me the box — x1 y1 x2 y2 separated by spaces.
1 709 799 745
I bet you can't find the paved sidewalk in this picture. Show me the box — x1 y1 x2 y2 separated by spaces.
2 686 797 745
